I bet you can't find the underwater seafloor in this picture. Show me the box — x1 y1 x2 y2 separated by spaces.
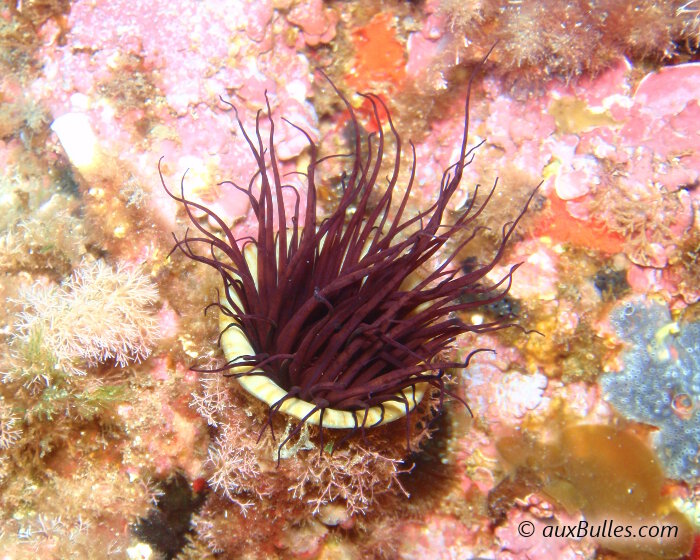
1 1 700 559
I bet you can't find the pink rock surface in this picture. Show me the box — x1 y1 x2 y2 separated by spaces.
491 239 560 302
32 0 318 233
460 336 548 430
286 0 338 47
399 514 489 559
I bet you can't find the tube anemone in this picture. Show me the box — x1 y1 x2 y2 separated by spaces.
162 66 533 457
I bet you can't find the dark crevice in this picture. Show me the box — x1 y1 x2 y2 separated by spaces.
132 472 207 559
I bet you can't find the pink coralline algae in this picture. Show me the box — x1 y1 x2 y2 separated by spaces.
545 61 698 267
431 55 698 283
617 64 700 196
286 0 339 47
56 0 274 113
495 508 596 560
35 0 319 233
398 514 489 560
489 239 559 302
465 346 549 430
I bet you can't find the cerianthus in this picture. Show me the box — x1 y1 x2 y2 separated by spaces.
162 62 532 459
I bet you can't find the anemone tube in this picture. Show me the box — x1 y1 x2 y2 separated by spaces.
162 67 533 458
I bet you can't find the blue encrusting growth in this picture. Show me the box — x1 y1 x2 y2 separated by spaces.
601 298 700 481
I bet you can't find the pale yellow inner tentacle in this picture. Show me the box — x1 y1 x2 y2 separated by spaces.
218 243 428 429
